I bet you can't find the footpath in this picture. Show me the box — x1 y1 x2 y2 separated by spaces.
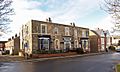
0 55 24 62
0 52 107 62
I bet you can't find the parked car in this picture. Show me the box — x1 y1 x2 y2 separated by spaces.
0 51 5 55
2 51 6 55
116 48 120 52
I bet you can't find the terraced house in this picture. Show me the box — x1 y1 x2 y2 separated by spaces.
19 18 89 56
89 28 112 53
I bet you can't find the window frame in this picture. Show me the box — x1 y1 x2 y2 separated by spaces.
54 27 58 35
54 39 60 50
65 27 70 36
74 29 77 37
41 24 47 34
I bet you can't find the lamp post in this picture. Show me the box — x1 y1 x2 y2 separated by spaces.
103 31 107 52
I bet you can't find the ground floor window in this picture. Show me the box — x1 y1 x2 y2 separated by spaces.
39 38 50 50
63 37 71 51
54 39 60 50
81 40 89 52
74 40 78 48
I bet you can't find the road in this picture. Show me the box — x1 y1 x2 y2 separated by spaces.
0 52 120 72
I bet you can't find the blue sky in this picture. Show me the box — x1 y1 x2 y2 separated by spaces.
0 0 115 40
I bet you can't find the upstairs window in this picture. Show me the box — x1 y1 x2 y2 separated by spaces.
41 24 47 34
65 27 70 36
25 25 28 34
82 30 85 37
53 27 58 34
86 31 89 37
74 29 77 37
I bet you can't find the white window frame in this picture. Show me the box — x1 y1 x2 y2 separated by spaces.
41 24 47 34
74 40 78 48
64 42 71 49
65 27 70 36
54 27 58 35
74 29 77 37
54 39 60 50
82 30 86 37
25 25 28 34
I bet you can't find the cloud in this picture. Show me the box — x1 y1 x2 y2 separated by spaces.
11 0 104 25
2 0 113 40
10 0 52 34
12 0 41 10
91 15 115 35
12 0 106 31
97 15 113 30
50 0 102 24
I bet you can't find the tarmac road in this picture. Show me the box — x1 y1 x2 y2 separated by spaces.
0 52 120 72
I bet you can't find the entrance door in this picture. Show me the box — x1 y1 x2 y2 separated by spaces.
64 42 71 51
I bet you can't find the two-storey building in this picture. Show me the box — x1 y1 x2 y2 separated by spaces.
5 34 20 55
20 18 89 56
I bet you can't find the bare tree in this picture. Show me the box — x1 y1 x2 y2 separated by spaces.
0 0 14 35
102 0 120 32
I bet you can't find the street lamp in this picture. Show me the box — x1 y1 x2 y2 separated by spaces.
103 31 108 52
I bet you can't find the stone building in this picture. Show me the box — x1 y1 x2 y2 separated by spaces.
20 18 89 56
5 34 20 55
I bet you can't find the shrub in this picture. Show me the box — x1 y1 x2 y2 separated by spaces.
70 48 76 52
5 50 10 54
108 46 115 51
32 49 64 54
76 48 84 54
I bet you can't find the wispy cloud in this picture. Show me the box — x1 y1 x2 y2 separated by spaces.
42 0 103 24
1 0 113 40
13 0 42 10
12 0 105 24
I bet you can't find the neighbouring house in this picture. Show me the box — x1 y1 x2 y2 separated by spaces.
0 41 7 51
5 34 20 55
111 35 120 48
112 35 120 45
19 18 90 56
89 28 112 53
89 30 100 53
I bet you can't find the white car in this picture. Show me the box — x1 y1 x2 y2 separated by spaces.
0 51 2 55
116 48 120 52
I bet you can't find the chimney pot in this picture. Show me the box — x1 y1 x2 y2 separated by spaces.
48 17 52 22
46 19 48 22
12 36 14 39
70 23 72 25
15 34 17 37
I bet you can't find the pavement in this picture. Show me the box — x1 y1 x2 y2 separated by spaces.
0 52 107 62
25 52 107 62
0 55 24 62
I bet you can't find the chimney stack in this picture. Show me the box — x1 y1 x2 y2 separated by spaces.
48 17 52 22
46 19 49 22
73 22 75 27
70 23 73 25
